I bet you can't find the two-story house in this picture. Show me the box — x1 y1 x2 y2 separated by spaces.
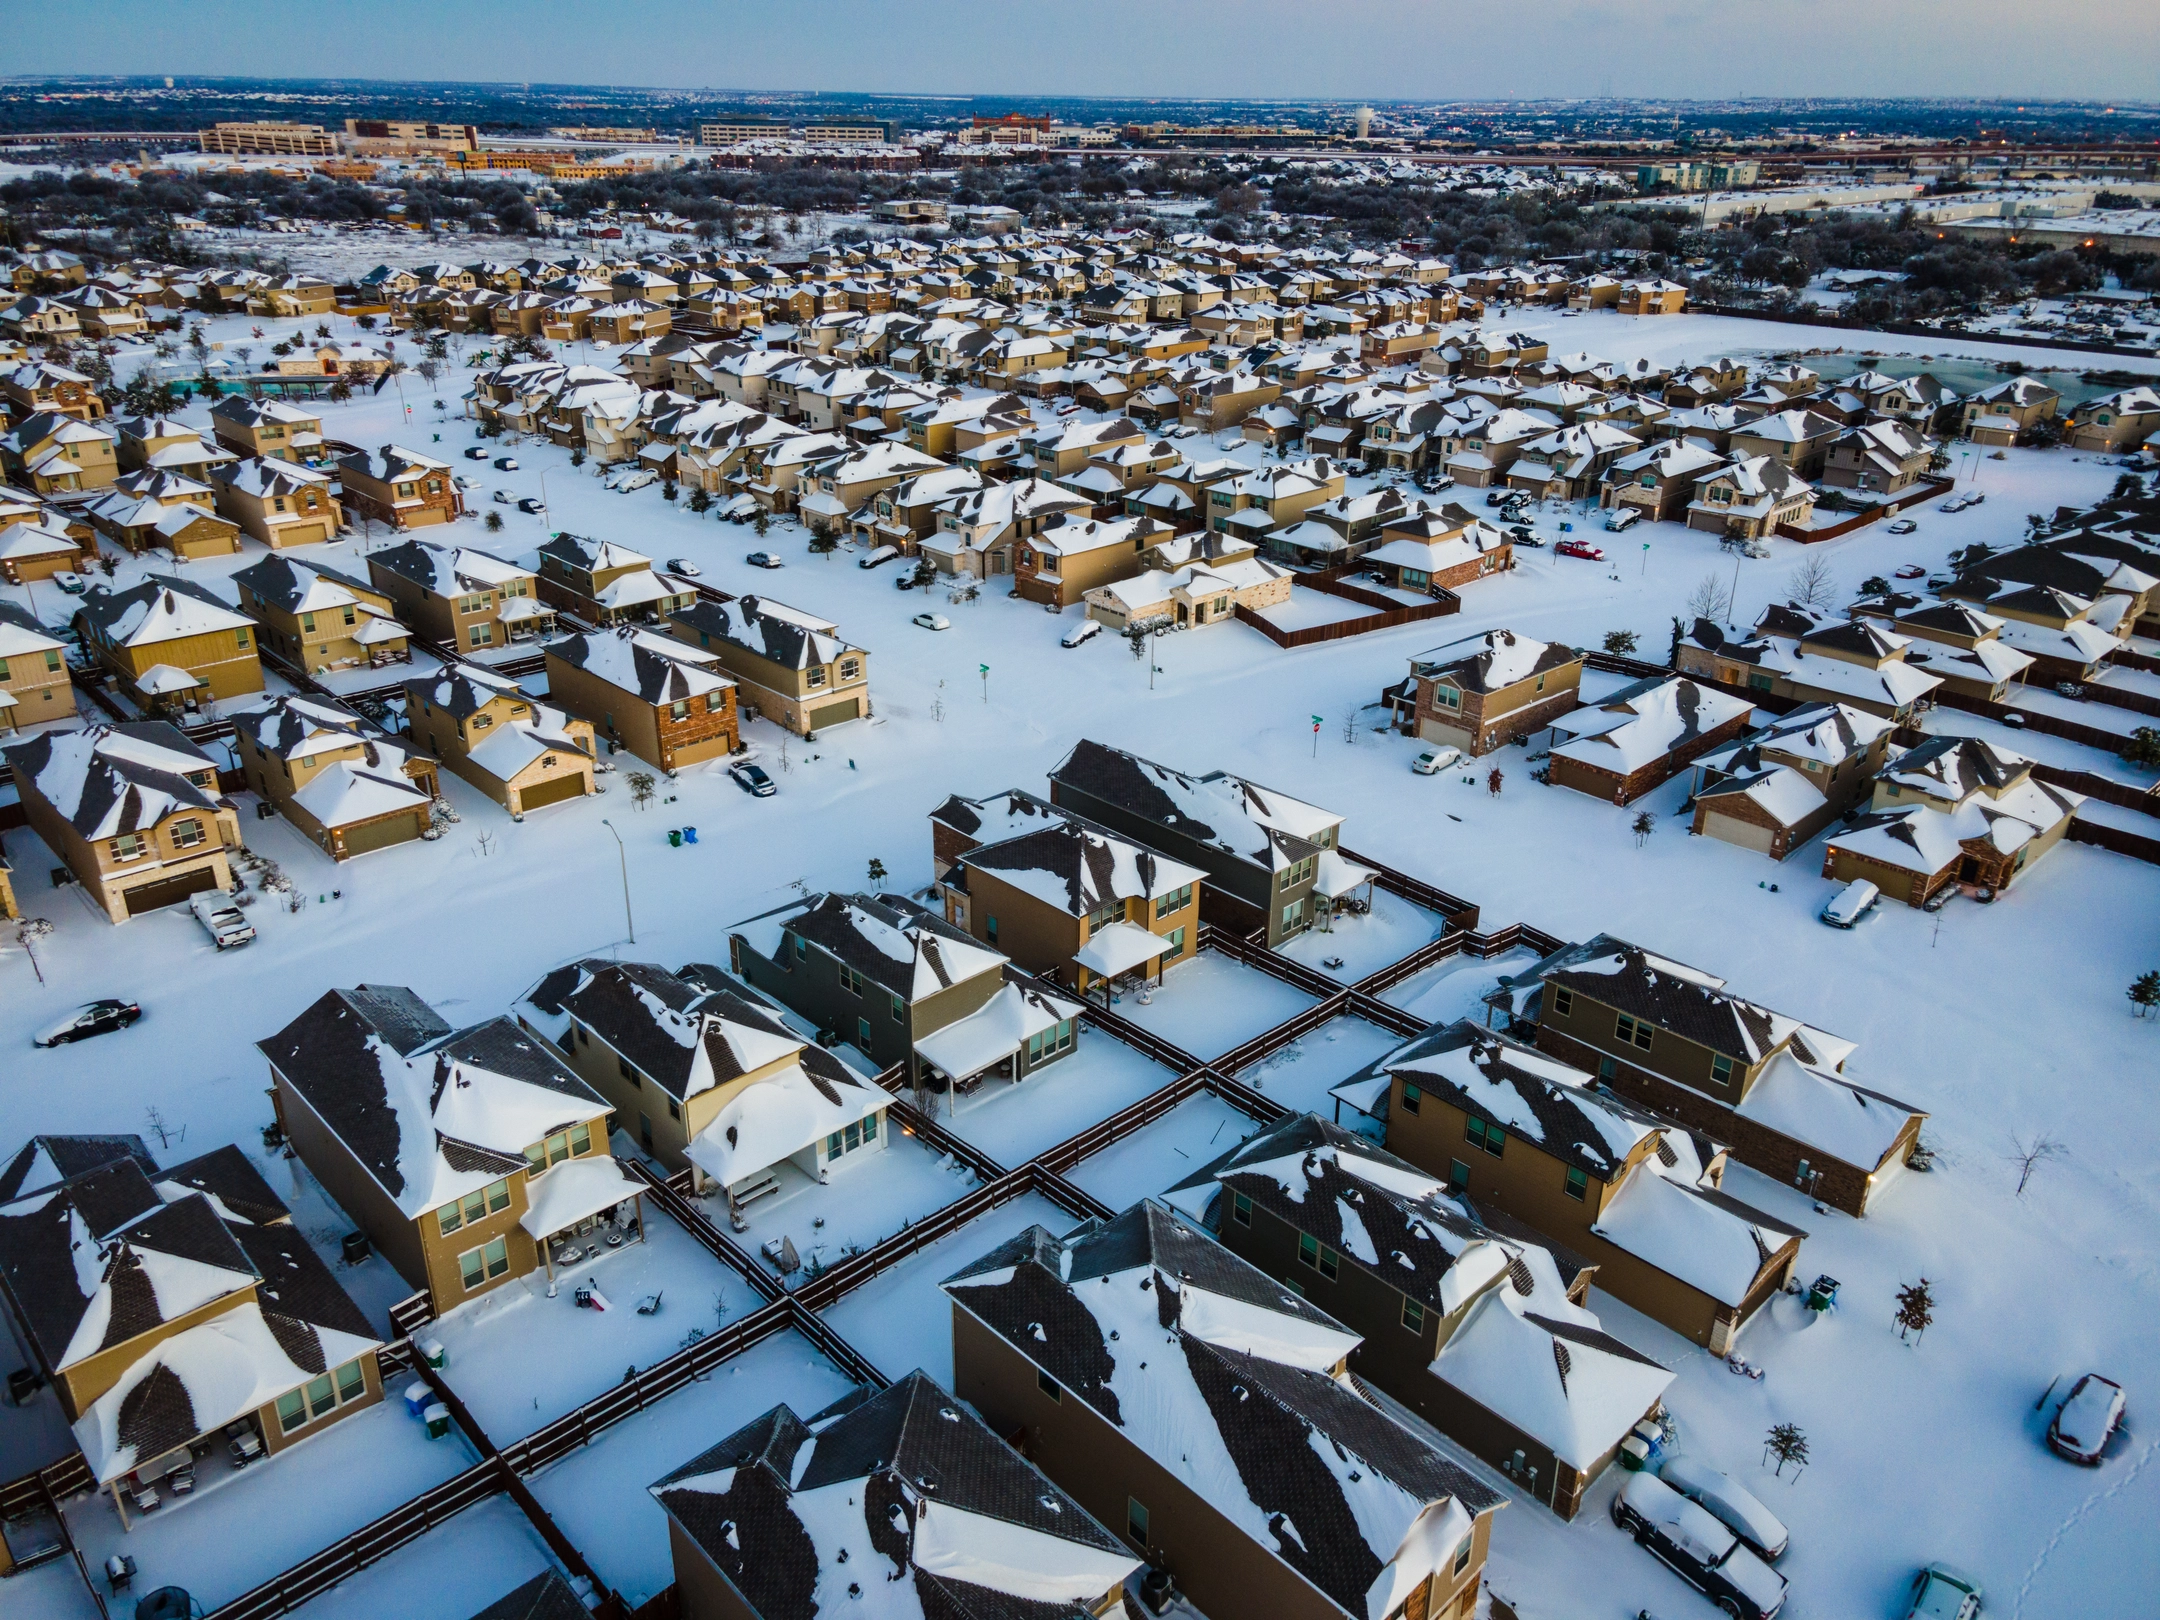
1679 607 1943 721
668 594 868 735
1548 675 1754 805
233 553 412 675
229 693 438 859
1820 419 1935 495
211 457 343 548
1684 454 1815 541
208 397 324 464
1359 503 1514 596
1688 701 1896 860
535 533 697 627
0 600 76 730
74 576 264 711
86 468 243 561
5 721 243 920
261 985 637 1316
335 444 465 530
367 538 553 654
0 410 120 493
1405 629 1582 756
403 661 595 815
544 626 738 773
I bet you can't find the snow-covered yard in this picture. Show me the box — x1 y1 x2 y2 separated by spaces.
928 1034 1179 1164
524 1331 860 1609
1232 1014 1408 1115
724 1125 983 1280
1115 952 1319 1061
815 1192 1076 1387
1064 1092 1269 1207
282 1497 560 1620
1278 886 1450 983
1376 947 1544 1026
1249 588 1377 633
422 1210 763 1443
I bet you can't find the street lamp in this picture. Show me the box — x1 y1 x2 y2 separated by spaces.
600 818 635 944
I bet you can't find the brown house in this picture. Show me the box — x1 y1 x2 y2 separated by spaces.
74 576 264 712
261 985 636 1318
86 470 243 560
233 553 412 675
368 538 554 655
5 721 244 920
945 1201 1507 1620
544 626 739 773
403 661 596 816
669 595 870 736
1406 629 1581 755
1689 702 1896 860
537 533 696 627
210 457 344 548
229 693 438 860
1548 675 1754 805
335 444 465 530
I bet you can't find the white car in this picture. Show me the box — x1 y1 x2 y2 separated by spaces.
1603 506 1643 532
1411 746 1464 775
189 888 256 950
1614 1473 1786 1620
1659 1455 1789 1562
859 545 901 570
913 612 950 631
611 468 659 493
667 558 701 578
1820 879 1879 929
1886 518 1919 536
1061 620 1102 648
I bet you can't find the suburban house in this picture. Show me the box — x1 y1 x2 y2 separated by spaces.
0 511 96 583
0 411 120 493
1688 702 1897 860
922 476 1095 578
0 600 76 730
536 534 698 628
229 693 439 860
261 985 637 1315
2062 385 2160 454
1166 1113 1673 1521
1494 935 1926 1217
1824 736 2083 907
5 722 242 921
1081 540 1292 632
1617 279 1687 315
335 444 465 530
1870 600 2038 701
208 397 325 464
1503 422 1642 501
1013 513 1165 609
0 1135 384 1521
545 626 738 773
86 469 243 560
1684 455 1815 540
74 577 264 711
730 889 1082 1094
945 1201 1507 1620
929 787 1206 992
1359 504 1513 596
403 661 595 815
367 538 554 655
668 594 869 735
1961 377 2058 446
1678 608 1943 721
1820 420 1936 495
513 958 889 1219
1726 409 1843 479
649 1372 1142 1620
1547 675 1754 805
1 357 103 421
1404 630 1582 756
1598 439 1728 522
211 457 344 548
1048 738 1346 945
233 553 412 675
1340 1021 1803 1354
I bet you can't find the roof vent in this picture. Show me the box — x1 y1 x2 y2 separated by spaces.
1507 1256 1536 1296
1552 1339 1572 1393
938 1407 958 1421
1040 1494 1063 1512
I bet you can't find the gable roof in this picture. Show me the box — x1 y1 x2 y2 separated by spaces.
4 721 222 840
733 892 1006 1003
1050 739 1339 875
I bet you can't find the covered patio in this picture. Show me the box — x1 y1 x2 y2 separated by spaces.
1070 919 1173 997
518 1156 648 1280
913 981 1084 1112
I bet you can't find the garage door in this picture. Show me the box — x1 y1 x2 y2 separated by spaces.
516 773 587 813
1702 812 1778 855
807 697 861 730
122 866 219 916
278 523 328 547
338 811 421 858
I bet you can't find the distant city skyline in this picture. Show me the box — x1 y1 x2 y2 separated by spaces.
13 0 2157 105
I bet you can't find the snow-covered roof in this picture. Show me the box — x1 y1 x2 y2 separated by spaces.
1733 1048 1922 1174
1410 627 1576 694
1541 937 1851 1071
955 789 1208 915
651 1372 1141 1620
944 1202 1500 1620
732 891 1006 1005
547 625 732 706
1695 763 1827 830
75 576 252 648
516 1154 644 1241
1051 738 1340 873
1591 1167 1803 1310
913 980 1083 1084
4 721 223 841
291 761 432 830
1550 676 1752 777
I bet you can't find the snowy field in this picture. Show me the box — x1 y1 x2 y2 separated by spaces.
930 1035 1179 1165
2 307 2157 1619
1232 1014 1409 1115
726 1125 984 1279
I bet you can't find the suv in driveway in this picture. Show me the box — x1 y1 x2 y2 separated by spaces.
1614 1472 1787 1619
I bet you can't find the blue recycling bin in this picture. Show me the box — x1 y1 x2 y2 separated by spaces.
683 826 698 844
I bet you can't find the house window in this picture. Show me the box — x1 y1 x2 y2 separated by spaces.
1402 1297 1426 1334
794 934 808 962
706 691 725 713
469 624 493 648
1039 1368 1062 1403
1448 1158 1470 1191
1454 1538 1472 1577
458 1237 511 1290
275 1356 369 1434
891 995 906 1024
570 1123 592 1155
670 700 689 721
857 1016 873 1048
1401 1083 1421 1114
1564 1167 1588 1201
1153 883 1194 919
618 1056 637 1085
668 1099 681 1121
808 665 828 689
1161 925 1187 961
302 613 317 635
1615 1013 1654 1052
1466 1117 1505 1158
1433 685 1460 710
1126 1497 1149 1547
838 964 865 996
1231 1190 1252 1226
1297 1233 1339 1279
1282 901 1302 929
165 817 209 851
1550 987 1573 1018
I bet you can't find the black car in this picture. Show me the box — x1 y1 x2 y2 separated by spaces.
729 762 776 798
34 999 144 1048
1614 1474 1786 1620
464 446 489 460
517 497 546 514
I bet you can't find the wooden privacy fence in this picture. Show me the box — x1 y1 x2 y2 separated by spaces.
1776 477 1954 545
1235 581 1460 649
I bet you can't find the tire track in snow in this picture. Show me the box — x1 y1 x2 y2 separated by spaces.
2012 1429 2156 1619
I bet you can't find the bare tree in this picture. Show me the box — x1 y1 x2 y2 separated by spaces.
1787 552 1839 613
1764 1422 1810 1480
1894 1278 1936 1345
1685 571 1732 624
1631 809 1656 847
2005 1133 2065 1197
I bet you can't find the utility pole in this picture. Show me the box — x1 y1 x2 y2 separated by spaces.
599 818 635 944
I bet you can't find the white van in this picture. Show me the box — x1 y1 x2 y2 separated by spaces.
189 888 257 950
1659 1455 1790 1561
1820 879 1879 929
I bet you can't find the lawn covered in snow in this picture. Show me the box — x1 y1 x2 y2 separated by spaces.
1233 1014 1409 1115
930 1034 1179 1164
1116 952 1319 1061
726 1124 984 1279
1278 886 1450 983
281 1497 560 1620
1064 1092 1270 1206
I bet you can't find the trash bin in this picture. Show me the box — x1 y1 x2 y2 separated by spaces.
1618 1434 1652 1472
420 1338 447 1369
423 1403 451 1439
1805 1275 1841 1313
668 829 682 848
403 1382 432 1419
683 826 697 844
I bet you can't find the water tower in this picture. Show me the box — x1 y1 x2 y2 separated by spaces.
1354 106 1373 140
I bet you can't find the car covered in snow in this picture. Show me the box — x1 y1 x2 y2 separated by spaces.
745 552 784 569
1905 1563 1982 1620
517 497 546 514
492 489 514 504
493 455 519 471
858 545 901 570
667 558 701 578
1895 564 1927 580
464 445 489 460
1412 746 1464 776
729 762 776 798
2048 1373 2125 1464
1820 879 1879 929
33 999 144 1048
1061 620 1101 648
1614 1472 1786 1620
1554 539 1605 561
610 468 658 494
189 888 256 950
1604 506 1643 532
1886 518 1919 536
1659 1455 1789 1561
912 612 951 632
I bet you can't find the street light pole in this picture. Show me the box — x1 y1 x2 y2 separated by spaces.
600 818 635 944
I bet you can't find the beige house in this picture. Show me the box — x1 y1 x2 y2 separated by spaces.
233 553 412 674
367 538 554 654
0 411 120 492
5 721 244 920
0 601 76 731
536 533 697 627
1 358 104 421
669 594 869 735
87 470 244 560
230 693 439 860
403 661 596 816
209 397 325 464
74 576 264 711
211 457 343 548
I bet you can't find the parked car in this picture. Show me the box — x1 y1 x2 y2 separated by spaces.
492 489 513 504
517 497 545 514
33 999 144 1048
189 888 256 951
1604 506 1643 533
667 558 701 577
1061 620 1102 648
1895 564 1927 580
1905 1564 1982 1620
2048 1374 2125 1464
1820 878 1880 929
1886 518 1919 536
1555 539 1605 561
51 572 87 595
746 552 784 569
729 762 776 798
1658 1456 1789 1562
912 612 951 632
611 468 658 493
464 446 489 461
493 455 519 471
1412 746 1464 776
858 545 901 569
1508 525 1544 548
1613 1473 1786 1620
